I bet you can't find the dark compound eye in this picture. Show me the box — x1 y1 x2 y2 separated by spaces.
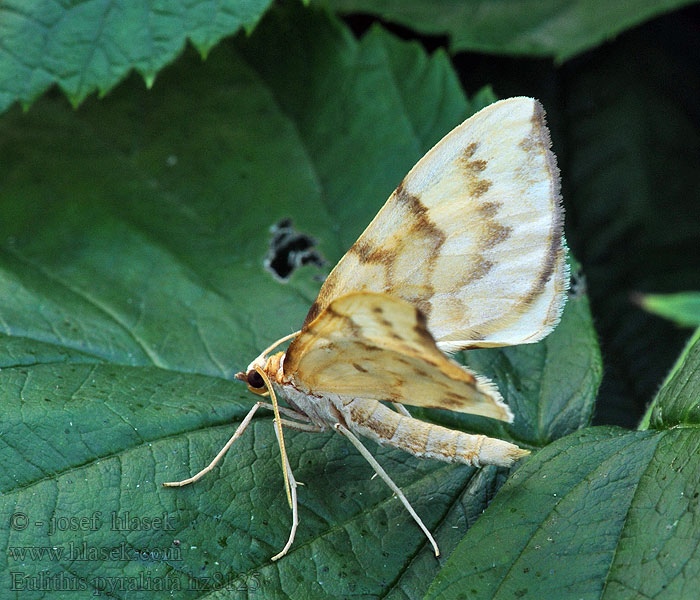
247 370 265 389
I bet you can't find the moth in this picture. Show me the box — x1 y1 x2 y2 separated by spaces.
164 97 568 560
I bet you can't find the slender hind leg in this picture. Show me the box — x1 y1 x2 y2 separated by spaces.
163 399 323 560
271 425 299 561
333 422 441 558
270 417 325 560
162 401 313 488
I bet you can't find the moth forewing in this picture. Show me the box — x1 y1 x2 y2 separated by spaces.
302 97 567 350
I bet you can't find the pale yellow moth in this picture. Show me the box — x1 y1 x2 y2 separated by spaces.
163 97 568 560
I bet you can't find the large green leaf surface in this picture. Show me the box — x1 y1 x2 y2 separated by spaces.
321 0 697 62
427 325 700 599
0 7 600 599
0 0 274 114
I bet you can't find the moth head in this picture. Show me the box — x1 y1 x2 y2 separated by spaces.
235 357 269 395
235 352 286 395
235 332 299 395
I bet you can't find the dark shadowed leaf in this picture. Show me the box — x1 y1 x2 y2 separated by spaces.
559 22 700 426
321 0 696 61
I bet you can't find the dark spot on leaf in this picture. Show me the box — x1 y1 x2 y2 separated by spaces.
264 218 327 282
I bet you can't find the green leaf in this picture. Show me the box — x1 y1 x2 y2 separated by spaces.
320 0 696 62
641 328 700 430
429 327 700 599
0 6 600 598
638 292 700 328
0 0 275 114
425 425 700 600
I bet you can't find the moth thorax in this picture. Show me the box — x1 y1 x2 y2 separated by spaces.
264 352 285 384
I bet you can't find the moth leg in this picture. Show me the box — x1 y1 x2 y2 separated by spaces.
279 418 324 433
162 401 265 487
271 423 300 561
333 422 441 558
269 416 323 559
257 401 313 422
162 401 317 488
256 401 319 431
391 402 412 417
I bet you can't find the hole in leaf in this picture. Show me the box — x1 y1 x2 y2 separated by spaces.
264 218 326 282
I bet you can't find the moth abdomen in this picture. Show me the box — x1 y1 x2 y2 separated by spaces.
342 398 528 468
